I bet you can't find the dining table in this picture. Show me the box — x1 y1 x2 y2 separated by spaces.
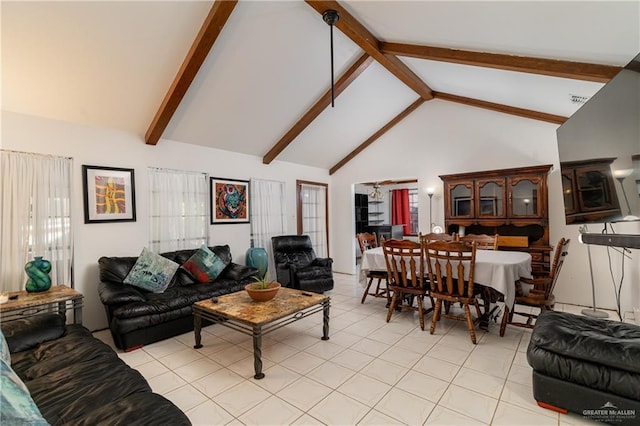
360 246 532 326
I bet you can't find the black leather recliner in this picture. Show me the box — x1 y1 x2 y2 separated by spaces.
271 235 334 293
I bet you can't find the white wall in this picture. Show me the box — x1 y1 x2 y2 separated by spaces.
329 100 640 315
2 111 329 331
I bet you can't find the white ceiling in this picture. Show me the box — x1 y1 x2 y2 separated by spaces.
3 1 639 170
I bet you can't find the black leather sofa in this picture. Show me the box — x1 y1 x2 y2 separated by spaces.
2 314 190 425
98 245 258 351
272 235 334 293
528 310 640 425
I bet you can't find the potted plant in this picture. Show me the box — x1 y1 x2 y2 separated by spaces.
245 273 281 302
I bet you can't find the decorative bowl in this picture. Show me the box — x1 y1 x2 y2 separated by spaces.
245 282 281 302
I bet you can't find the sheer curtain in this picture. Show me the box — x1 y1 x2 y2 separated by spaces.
148 168 208 253
0 151 73 292
250 179 286 281
300 183 328 257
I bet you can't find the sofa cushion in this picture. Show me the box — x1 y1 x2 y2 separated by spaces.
123 247 179 293
0 329 9 365
182 245 228 283
3 314 66 353
0 358 48 426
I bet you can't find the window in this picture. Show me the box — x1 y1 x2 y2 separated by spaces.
297 181 328 257
0 151 73 292
408 188 419 234
148 168 208 252
250 179 287 280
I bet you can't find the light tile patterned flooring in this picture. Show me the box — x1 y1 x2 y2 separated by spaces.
94 273 614 426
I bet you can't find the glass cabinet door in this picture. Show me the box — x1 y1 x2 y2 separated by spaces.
509 177 541 217
476 179 505 218
561 171 577 215
448 182 473 218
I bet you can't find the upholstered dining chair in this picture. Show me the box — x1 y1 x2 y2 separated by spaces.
382 239 433 330
424 240 483 344
356 232 389 304
500 237 570 334
459 233 499 250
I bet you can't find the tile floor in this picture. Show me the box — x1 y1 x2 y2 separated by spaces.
93 273 616 425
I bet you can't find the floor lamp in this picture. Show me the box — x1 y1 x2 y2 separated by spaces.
426 187 435 232
579 225 609 318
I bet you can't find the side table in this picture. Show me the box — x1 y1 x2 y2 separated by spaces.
0 285 83 324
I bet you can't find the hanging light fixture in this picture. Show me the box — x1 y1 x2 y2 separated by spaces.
322 9 340 107
369 183 384 200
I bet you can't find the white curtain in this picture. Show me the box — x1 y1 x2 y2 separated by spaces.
300 183 328 257
148 168 208 253
0 151 73 292
250 179 286 281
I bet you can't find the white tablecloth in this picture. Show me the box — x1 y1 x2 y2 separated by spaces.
360 246 532 309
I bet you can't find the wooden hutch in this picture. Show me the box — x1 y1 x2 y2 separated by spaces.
439 164 553 275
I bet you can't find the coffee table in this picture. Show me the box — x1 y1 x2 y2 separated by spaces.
193 287 330 379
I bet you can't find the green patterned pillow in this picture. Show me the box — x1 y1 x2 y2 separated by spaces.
0 330 9 365
0 359 48 425
182 245 228 283
123 247 179 293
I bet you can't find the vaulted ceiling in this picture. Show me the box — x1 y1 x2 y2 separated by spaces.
3 1 639 173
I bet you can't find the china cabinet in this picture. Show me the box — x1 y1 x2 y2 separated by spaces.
440 164 553 274
560 158 621 224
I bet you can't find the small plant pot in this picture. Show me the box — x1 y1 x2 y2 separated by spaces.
245 282 281 302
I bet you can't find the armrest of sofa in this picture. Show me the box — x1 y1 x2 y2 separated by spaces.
2 314 66 353
311 257 333 268
98 281 146 305
220 263 259 281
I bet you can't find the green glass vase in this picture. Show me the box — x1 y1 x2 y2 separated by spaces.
25 256 52 292
246 247 268 279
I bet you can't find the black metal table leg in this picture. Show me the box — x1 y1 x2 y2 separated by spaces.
253 325 264 379
322 300 330 340
193 312 203 349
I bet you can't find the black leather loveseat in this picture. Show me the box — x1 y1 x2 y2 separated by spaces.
2 314 190 425
98 245 258 351
528 310 640 425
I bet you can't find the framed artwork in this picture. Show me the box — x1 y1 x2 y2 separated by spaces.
82 165 136 223
454 197 471 216
479 196 498 215
210 177 250 224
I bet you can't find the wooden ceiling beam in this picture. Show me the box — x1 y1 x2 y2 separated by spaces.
433 92 567 125
145 1 238 145
305 1 433 100
263 53 374 164
380 42 620 83
330 98 425 175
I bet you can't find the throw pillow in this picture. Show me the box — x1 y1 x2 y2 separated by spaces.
0 359 48 425
182 245 228 283
0 330 9 365
123 247 179 293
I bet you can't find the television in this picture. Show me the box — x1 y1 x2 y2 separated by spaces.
557 52 640 248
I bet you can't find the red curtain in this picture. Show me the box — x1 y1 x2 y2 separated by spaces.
391 189 411 235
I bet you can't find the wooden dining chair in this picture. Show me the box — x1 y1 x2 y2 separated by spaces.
382 239 433 330
357 232 389 304
460 234 499 250
500 238 570 335
424 240 483 344
419 232 454 244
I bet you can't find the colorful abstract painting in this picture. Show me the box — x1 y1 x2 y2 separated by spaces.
82 165 136 223
210 178 250 224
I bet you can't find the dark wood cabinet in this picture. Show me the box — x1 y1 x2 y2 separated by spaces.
560 158 621 224
440 164 553 274
355 193 368 234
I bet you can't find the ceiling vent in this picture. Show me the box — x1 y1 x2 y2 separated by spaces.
569 94 590 104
